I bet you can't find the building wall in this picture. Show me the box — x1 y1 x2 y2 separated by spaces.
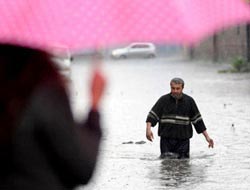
190 25 248 62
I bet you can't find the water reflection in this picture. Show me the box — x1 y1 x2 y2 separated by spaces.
159 157 205 189
73 58 250 190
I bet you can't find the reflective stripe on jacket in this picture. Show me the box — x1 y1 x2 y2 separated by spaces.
146 93 206 139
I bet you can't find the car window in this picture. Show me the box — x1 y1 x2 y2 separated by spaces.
131 45 138 48
131 44 150 49
140 45 150 48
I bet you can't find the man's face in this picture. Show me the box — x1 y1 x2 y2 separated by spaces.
170 82 183 97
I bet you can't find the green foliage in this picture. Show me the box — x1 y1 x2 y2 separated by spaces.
218 56 250 73
231 56 245 72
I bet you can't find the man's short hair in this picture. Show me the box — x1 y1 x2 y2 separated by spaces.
170 78 184 87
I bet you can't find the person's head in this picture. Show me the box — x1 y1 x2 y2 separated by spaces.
0 43 64 143
0 44 64 82
170 78 184 98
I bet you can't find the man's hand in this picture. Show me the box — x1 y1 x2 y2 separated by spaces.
91 69 106 110
206 136 214 148
146 124 154 142
202 130 214 148
146 129 154 141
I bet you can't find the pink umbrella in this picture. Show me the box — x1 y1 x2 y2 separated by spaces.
0 0 250 52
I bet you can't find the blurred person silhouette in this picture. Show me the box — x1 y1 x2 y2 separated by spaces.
146 78 214 159
0 43 106 190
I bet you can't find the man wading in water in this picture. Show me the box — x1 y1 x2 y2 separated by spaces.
146 78 214 159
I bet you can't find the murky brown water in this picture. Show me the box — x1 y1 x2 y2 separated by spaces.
70 56 250 190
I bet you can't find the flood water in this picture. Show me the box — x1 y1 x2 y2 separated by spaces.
70 56 250 190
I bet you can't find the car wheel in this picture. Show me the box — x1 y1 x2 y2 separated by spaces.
119 55 127 59
147 54 156 58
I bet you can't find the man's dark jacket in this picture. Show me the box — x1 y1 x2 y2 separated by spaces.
146 93 206 139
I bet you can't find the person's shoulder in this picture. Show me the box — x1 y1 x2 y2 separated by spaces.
29 81 68 108
158 93 171 101
183 93 194 100
35 81 66 96
160 93 171 98
182 93 195 101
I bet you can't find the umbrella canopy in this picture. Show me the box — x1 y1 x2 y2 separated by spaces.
0 0 250 52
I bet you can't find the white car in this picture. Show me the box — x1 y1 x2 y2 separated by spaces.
111 42 156 59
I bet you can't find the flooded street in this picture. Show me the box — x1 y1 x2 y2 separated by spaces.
70 56 250 190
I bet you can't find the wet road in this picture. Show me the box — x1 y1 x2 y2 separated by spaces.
70 56 250 190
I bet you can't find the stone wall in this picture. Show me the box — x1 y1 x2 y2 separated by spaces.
190 24 248 63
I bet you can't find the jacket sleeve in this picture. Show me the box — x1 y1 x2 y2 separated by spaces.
190 97 206 134
146 96 164 127
30 84 102 187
